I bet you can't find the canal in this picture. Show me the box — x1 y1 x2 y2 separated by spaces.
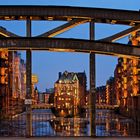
0 109 139 136
31 109 138 136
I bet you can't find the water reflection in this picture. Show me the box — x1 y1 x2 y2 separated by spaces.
96 109 139 136
0 109 140 136
50 117 89 136
50 109 140 136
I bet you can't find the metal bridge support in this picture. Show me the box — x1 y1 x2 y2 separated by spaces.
89 21 96 137
26 18 32 137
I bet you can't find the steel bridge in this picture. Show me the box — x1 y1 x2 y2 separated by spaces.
0 5 140 137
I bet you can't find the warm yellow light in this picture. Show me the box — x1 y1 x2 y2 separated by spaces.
133 59 138 66
124 91 127 98
118 69 121 73
0 51 8 59
0 32 9 37
118 83 121 88
49 48 75 52
133 76 138 83
133 67 137 74
133 85 138 95
124 99 126 106
1 76 5 84
24 74 38 84
0 67 6 75
124 84 127 89
132 39 138 46
123 58 127 64
123 65 127 70
48 17 53 20
123 77 127 83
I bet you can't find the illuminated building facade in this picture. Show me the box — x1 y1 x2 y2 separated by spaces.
106 77 116 105
95 78 116 106
0 50 38 117
114 58 123 107
54 71 87 117
38 92 50 104
96 86 106 104
9 52 26 115
0 50 8 116
114 31 140 120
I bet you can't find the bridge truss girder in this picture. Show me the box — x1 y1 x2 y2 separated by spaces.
0 37 140 58
0 6 140 25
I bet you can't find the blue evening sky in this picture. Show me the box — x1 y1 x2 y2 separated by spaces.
0 0 139 91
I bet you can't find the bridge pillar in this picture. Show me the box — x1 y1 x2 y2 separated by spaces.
26 18 32 137
89 21 96 137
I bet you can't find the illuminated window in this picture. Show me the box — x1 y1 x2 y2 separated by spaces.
123 58 127 64
124 84 127 89
133 67 137 74
118 69 121 73
133 60 138 66
124 99 126 106
123 65 127 70
118 83 121 88
67 92 70 95
133 85 138 95
133 76 138 83
124 91 127 98
65 103 70 107
123 77 127 83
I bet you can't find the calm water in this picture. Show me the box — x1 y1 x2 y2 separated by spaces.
32 109 139 136
0 109 139 136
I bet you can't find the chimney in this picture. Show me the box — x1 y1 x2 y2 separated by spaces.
59 72 61 79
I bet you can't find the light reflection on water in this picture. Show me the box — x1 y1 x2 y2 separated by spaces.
96 109 138 136
0 109 139 136
32 109 138 136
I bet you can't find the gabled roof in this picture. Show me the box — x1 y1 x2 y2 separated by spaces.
56 70 86 84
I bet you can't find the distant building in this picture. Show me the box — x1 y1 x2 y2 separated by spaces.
38 92 52 104
96 86 106 104
46 88 54 94
54 71 87 117
38 93 45 103
106 77 116 105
